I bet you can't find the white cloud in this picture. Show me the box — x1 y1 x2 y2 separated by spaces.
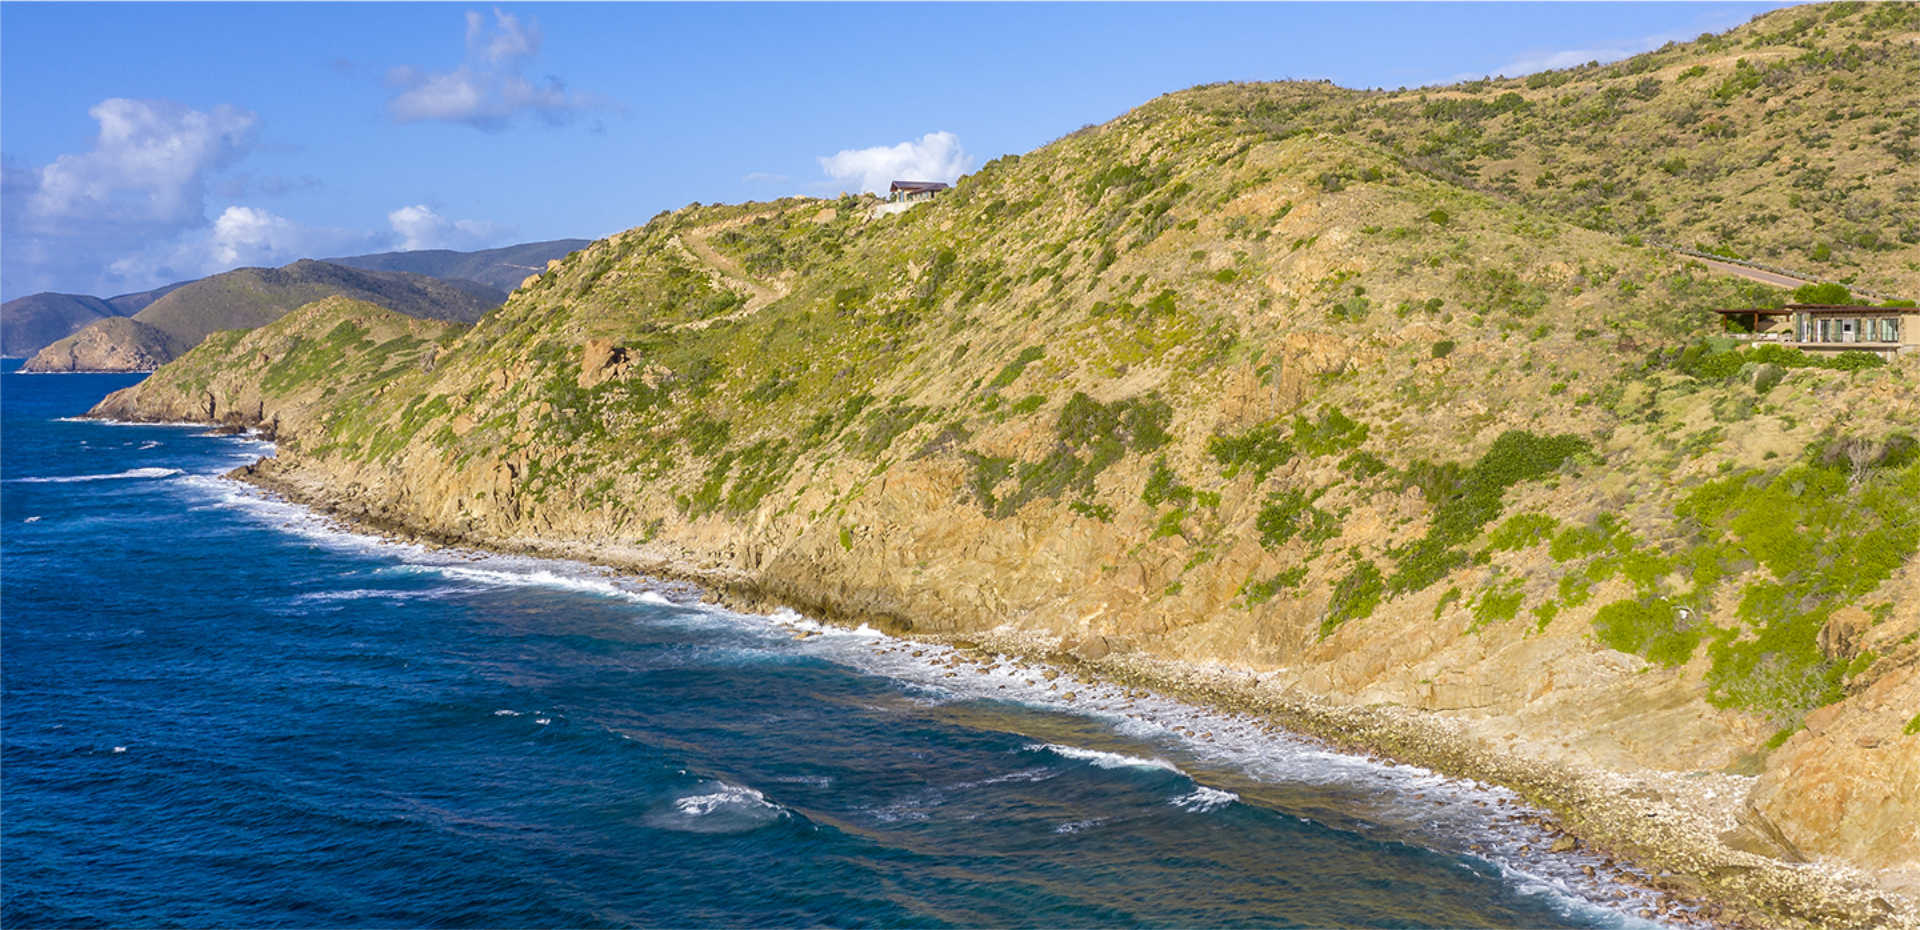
2 99 265 298
101 206 383 288
26 98 255 227
386 8 602 130
387 203 508 251
818 131 969 196
468 8 537 65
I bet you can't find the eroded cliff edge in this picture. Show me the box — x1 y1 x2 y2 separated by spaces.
94 12 1920 923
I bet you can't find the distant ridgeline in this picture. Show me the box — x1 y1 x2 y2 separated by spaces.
3 239 589 366
94 2 1920 910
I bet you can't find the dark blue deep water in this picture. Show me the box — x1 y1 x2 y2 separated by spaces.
2 361 1663 929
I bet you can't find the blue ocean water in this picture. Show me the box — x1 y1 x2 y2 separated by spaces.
2 360 1666 929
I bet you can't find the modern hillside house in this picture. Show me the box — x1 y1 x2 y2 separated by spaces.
871 180 952 218
1712 303 1920 357
888 180 949 203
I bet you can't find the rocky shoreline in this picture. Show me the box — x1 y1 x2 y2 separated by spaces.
222 453 1916 930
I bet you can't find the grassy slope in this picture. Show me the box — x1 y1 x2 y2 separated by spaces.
1193 1 1920 296
102 2 1920 895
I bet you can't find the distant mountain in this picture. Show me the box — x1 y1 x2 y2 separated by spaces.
103 279 193 317
1 293 126 357
22 260 505 372
3 239 584 357
325 239 591 292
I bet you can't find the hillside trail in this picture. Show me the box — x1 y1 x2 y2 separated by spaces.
672 211 791 331
1690 255 1809 289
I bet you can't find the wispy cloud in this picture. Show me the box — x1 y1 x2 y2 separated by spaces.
3 98 261 297
387 203 510 251
26 98 256 228
384 8 606 130
818 131 969 196
0 95 523 300
1440 28 1690 84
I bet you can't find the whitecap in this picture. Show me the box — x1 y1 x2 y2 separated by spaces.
646 782 789 834
22 515 41 523
8 467 183 484
1054 818 1107 834
1170 786 1239 813
492 709 521 717
138 441 161 450
288 585 479 605
1025 742 1181 773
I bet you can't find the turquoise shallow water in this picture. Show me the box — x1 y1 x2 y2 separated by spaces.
2 361 1665 928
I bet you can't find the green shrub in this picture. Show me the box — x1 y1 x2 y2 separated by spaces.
1256 489 1338 548
1142 457 1193 507
1487 513 1559 551
1241 566 1308 606
987 346 1046 392
1791 282 1851 304
1322 561 1384 637
1472 580 1526 629
1292 407 1369 457
1431 339 1457 359
1592 598 1702 666
1338 450 1389 480
1208 423 1292 482
1388 431 1589 593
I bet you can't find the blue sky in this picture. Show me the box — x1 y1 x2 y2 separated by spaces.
1 1 1794 301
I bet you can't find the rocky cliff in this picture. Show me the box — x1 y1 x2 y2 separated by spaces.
28 317 186 372
94 5 1920 925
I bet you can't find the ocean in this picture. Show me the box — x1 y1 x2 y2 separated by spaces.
2 359 1667 928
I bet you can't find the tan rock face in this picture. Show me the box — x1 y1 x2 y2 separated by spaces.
1749 665 1920 883
21 317 182 372
576 339 632 389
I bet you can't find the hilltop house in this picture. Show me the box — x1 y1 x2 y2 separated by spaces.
888 180 949 203
1712 303 1920 357
871 180 950 218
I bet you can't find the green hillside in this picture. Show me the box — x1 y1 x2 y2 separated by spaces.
96 6 1920 923
1190 2 1920 296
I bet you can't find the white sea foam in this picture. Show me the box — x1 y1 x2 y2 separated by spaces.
138 441 161 450
1170 786 1239 813
492 709 521 717
1054 818 1107 834
1025 742 1181 772
414 564 659 604
647 782 789 834
289 585 479 604
23 515 42 523
56 416 205 427
8 467 183 483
